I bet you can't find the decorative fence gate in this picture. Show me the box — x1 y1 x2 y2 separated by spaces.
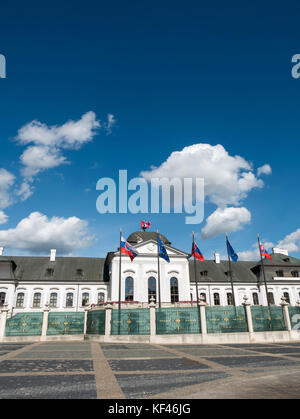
288 306 300 330
251 306 286 332
5 313 43 336
111 309 150 335
86 310 106 335
206 306 248 333
46 312 84 335
156 307 201 334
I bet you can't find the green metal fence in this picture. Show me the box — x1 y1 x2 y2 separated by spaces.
46 312 84 335
86 310 106 335
288 306 300 331
5 313 43 336
251 306 286 332
206 306 248 334
111 309 150 335
156 307 201 334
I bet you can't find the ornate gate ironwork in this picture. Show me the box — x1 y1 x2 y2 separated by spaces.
86 310 106 335
5 313 43 336
111 309 150 335
251 306 286 332
46 312 84 335
206 306 248 334
156 307 201 334
288 306 300 331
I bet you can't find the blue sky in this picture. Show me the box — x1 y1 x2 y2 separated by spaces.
0 0 300 259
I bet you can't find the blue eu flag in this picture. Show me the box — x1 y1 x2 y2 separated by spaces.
227 239 238 262
158 235 170 263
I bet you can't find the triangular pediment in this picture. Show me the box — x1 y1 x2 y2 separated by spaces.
130 239 189 257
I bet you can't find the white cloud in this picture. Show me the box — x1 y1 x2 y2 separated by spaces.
257 164 272 177
141 143 265 207
15 181 34 201
0 211 8 225
0 169 15 209
277 229 300 253
0 212 95 254
201 206 251 239
17 111 103 179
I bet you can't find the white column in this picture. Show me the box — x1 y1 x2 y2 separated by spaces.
281 297 291 331
242 296 254 333
83 305 90 336
149 296 156 336
41 302 50 341
0 304 9 340
105 303 112 336
199 296 207 335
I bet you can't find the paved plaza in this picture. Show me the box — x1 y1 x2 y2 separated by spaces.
0 341 300 398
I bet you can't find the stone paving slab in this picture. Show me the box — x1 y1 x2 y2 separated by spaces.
115 371 231 399
168 348 252 356
240 346 300 354
0 359 94 373
108 357 210 372
14 351 92 359
205 355 300 368
0 374 97 399
102 349 176 359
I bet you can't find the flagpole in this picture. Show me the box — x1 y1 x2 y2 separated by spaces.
157 229 161 309
226 233 236 307
119 228 122 310
192 231 200 305
257 234 270 307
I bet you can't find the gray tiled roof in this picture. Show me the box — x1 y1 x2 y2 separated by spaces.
0 256 109 283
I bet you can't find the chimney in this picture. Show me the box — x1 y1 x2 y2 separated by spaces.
272 247 289 256
0 247 4 256
214 252 220 263
50 249 56 262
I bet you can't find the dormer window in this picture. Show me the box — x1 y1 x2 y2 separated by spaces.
276 270 284 277
283 258 290 263
291 271 299 277
46 268 54 277
76 269 83 276
200 270 208 277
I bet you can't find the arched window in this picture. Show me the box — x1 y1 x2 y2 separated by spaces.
49 292 58 308
283 292 290 304
170 277 179 303
66 292 73 307
98 292 105 303
148 276 156 303
252 292 259 305
227 292 233 305
33 292 41 308
0 292 6 306
16 292 24 308
214 293 220 306
200 292 207 302
125 277 134 301
82 292 89 306
267 292 275 305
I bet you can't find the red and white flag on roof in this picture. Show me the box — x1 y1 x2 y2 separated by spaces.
260 244 272 260
141 221 151 230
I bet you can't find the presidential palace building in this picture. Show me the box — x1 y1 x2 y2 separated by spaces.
1 230 300 314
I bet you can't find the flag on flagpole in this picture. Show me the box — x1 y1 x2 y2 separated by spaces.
141 221 151 231
260 244 272 260
226 238 238 262
158 234 170 262
120 236 139 261
191 240 205 261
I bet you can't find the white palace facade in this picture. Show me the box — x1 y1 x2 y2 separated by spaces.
0 230 300 314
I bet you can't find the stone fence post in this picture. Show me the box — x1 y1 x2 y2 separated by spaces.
83 305 90 336
105 302 113 336
0 304 9 340
280 297 291 331
242 296 254 333
199 296 207 335
149 296 156 337
41 302 50 341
